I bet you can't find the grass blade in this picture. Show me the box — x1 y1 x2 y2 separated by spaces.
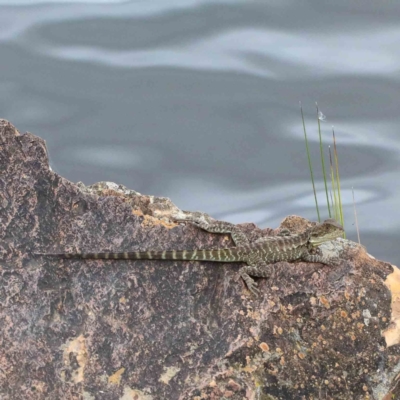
316 102 331 218
333 128 344 228
300 102 320 222
329 146 339 221
352 187 360 244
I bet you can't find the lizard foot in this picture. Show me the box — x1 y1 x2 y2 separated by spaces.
247 282 260 296
172 217 215 232
328 256 340 266
172 217 200 226
240 273 260 296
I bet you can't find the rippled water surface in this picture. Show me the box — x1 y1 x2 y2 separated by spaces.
1 0 400 265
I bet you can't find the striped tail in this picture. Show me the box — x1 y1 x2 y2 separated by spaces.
37 248 244 262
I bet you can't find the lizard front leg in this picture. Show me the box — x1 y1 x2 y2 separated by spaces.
301 251 340 266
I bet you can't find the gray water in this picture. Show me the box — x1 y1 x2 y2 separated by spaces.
1 0 400 266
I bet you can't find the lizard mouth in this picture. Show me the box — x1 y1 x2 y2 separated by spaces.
309 231 343 246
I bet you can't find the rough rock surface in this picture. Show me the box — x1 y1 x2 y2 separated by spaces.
1 119 400 400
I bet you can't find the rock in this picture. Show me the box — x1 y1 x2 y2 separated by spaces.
1 119 400 399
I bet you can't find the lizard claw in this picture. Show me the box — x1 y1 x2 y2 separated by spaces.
240 271 261 297
246 280 260 297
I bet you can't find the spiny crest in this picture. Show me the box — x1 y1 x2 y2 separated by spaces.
308 218 344 246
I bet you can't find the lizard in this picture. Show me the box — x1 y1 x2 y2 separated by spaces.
36 217 344 295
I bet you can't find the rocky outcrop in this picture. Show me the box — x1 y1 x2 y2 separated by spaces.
1 119 400 399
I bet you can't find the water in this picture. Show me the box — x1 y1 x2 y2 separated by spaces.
1 0 400 266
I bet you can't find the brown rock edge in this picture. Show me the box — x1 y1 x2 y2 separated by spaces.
1 119 400 400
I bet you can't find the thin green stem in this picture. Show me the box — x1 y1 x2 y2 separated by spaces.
329 146 339 221
300 102 320 222
333 128 344 228
352 187 360 244
316 102 331 218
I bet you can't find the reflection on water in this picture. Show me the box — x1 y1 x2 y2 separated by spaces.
1 0 400 265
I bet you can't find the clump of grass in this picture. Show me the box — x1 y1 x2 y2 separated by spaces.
301 104 345 236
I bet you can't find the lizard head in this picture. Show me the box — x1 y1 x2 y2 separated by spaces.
308 218 344 246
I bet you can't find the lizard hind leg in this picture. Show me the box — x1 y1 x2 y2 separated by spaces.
239 261 271 296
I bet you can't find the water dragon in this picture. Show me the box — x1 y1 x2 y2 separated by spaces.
36 217 344 295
